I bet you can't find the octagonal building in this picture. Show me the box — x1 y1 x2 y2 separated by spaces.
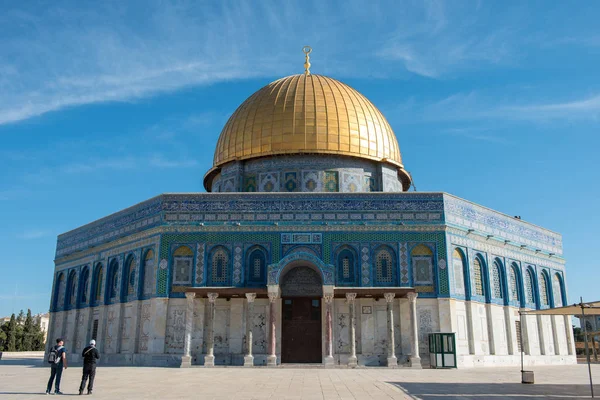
47 56 575 368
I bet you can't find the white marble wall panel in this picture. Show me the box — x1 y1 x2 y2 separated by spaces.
251 301 268 354
104 304 121 354
488 304 508 355
335 301 351 354
120 303 135 353
214 302 230 355
191 298 205 358
454 301 470 355
554 315 568 355
229 299 244 354
165 299 186 354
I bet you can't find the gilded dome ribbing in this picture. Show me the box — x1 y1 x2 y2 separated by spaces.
212 74 405 168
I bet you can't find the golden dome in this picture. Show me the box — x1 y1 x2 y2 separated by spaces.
213 74 405 168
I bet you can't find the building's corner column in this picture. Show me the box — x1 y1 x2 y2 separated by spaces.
204 292 218 367
267 290 279 367
385 293 397 367
536 314 547 355
408 292 422 368
346 293 358 368
520 309 532 356
504 306 515 355
550 314 560 355
323 292 335 367
244 293 256 367
485 303 496 355
564 315 575 356
181 292 195 368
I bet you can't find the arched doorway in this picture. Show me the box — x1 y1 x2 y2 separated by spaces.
280 266 322 363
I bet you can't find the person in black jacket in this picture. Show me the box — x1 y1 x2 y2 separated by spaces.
78 340 100 395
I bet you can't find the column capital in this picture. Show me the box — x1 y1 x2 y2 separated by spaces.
268 292 279 302
407 292 418 303
384 292 396 303
345 293 357 303
323 293 334 304
185 292 196 300
207 292 219 303
245 293 257 303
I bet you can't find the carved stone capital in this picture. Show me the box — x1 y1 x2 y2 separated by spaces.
323 293 334 304
384 293 396 303
245 293 257 303
407 292 418 303
345 293 357 303
268 292 279 302
185 292 196 300
207 292 219 303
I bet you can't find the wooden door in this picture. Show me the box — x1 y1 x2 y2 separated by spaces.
281 298 322 363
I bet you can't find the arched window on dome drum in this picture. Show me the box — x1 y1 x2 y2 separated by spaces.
524 269 535 305
67 270 77 307
247 247 267 285
553 273 564 307
172 246 194 286
54 273 65 310
411 244 433 285
80 267 90 304
210 247 230 286
492 260 504 300
509 263 522 303
452 249 466 296
336 247 357 286
472 257 484 297
94 264 103 303
539 272 550 306
143 250 155 296
375 246 396 286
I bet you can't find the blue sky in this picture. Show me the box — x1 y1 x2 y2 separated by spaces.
0 1 599 317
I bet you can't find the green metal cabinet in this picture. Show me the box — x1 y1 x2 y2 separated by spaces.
428 333 457 368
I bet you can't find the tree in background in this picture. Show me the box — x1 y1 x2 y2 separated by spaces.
21 310 34 351
5 314 17 351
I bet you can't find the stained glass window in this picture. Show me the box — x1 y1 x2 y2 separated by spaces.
343 257 350 278
69 272 77 306
81 269 89 303
211 248 228 284
337 248 356 285
539 272 549 306
473 258 484 296
126 257 136 295
254 258 262 278
510 265 520 302
492 261 503 299
525 269 534 304
173 246 193 285
94 265 103 302
553 274 563 307
453 249 465 295
376 248 394 284
248 248 266 284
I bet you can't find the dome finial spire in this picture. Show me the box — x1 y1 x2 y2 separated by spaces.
303 46 312 76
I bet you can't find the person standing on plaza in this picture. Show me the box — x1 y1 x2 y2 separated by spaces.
46 338 68 395
78 339 100 395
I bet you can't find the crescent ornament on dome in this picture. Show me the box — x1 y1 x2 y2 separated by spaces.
303 46 312 76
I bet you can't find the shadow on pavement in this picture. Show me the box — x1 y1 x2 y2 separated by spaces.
387 382 599 399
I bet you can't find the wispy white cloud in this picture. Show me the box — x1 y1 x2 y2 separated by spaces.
17 230 50 240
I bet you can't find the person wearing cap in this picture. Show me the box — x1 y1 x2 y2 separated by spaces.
78 339 100 395
46 338 67 395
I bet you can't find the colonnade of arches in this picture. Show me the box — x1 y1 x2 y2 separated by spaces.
452 248 567 309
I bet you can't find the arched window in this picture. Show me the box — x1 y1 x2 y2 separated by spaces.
524 268 535 304
54 273 65 310
473 257 484 297
210 247 230 286
143 250 155 296
375 246 396 285
124 255 136 296
452 249 466 295
80 268 90 304
492 260 504 300
336 247 357 286
539 271 550 306
172 246 193 285
94 264 103 303
108 259 119 301
509 263 521 303
411 244 433 285
553 273 564 307
247 247 267 285
68 270 77 307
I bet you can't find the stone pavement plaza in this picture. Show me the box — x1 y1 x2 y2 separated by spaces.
1 354 599 399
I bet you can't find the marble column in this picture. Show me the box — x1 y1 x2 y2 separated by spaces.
267 292 278 367
346 293 358 367
204 292 218 367
407 292 422 368
324 293 335 367
385 293 397 367
244 293 256 367
181 292 196 367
